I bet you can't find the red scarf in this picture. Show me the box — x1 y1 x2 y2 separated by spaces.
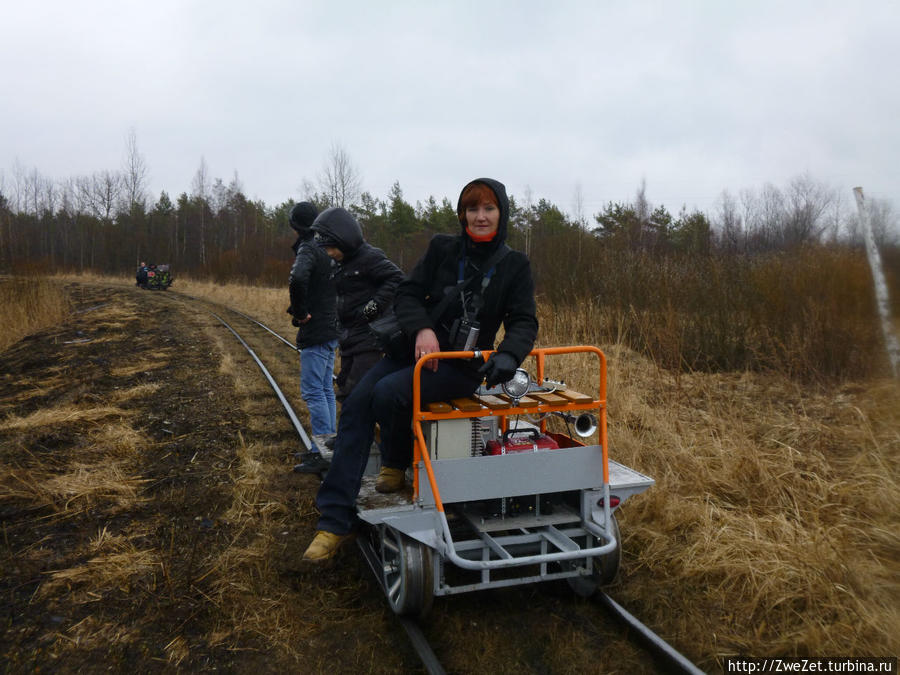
465 225 497 243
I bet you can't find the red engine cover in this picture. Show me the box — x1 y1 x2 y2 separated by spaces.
484 432 559 456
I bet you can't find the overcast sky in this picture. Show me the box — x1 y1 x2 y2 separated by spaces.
2 1 898 221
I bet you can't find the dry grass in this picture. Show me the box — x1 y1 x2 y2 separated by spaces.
109 383 162 403
0 275 72 351
534 304 900 661
175 277 293 333
1 404 127 431
599 344 898 659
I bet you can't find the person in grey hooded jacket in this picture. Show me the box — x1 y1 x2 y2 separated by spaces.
310 207 404 402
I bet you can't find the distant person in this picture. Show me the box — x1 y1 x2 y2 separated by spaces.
310 207 404 403
288 202 340 476
136 261 148 287
302 177 538 561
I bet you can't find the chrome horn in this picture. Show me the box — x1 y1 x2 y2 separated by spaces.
574 413 598 438
555 412 598 438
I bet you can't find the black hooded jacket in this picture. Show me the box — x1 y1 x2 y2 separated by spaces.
311 207 404 355
394 178 538 376
289 229 339 348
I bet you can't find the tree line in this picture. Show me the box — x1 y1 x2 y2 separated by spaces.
2 139 898 379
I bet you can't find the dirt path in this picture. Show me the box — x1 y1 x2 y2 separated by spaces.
1 282 657 673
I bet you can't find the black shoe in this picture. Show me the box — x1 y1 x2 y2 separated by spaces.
293 452 330 475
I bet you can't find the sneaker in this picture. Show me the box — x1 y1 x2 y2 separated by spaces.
311 434 337 460
311 433 336 449
302 530 353 562
374 466 406 493
293 452 330 475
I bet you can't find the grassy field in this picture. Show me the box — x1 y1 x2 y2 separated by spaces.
0 275 71 352
2 273 898 666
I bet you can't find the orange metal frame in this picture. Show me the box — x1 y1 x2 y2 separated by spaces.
410 346 609 511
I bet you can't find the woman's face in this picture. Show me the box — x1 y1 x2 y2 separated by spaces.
465 200 500 239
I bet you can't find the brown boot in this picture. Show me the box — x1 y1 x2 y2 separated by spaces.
302 530 352 562
375 467 406 493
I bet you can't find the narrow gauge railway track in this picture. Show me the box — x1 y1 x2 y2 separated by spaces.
156 290 705 674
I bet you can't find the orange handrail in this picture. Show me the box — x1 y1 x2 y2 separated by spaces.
410 346 608 508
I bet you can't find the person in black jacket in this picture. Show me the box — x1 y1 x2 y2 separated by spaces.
303 178 538 562
310 207 404 402
136 261 148 288
288 202 340 475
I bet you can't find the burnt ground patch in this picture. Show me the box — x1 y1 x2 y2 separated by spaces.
0 285 257 671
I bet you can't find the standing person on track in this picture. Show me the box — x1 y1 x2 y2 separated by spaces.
310 207 404 403
136 261 148 288
288 201 340 476
302 177 539 561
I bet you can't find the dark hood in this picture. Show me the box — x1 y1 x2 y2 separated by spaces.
310 207 364 256
456 177 510 255
289 201 318 233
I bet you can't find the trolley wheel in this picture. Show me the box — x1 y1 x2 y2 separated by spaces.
567 514 621 597
380 525 434 618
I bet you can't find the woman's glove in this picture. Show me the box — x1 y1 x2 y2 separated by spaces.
478 352 518 387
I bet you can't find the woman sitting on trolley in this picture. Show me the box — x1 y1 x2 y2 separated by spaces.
303 177 539 562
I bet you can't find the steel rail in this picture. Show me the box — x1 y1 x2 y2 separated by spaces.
154 291 310 449
164 290 298 352
228 307 298 351
599 593 705 675
208 311 312 451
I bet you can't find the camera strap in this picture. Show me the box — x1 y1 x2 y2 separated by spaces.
457 243 510 319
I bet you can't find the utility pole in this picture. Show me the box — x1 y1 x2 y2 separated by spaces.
853 187 900 377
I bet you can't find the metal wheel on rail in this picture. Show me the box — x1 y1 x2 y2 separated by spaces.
379 525 434 618
567 513 621 597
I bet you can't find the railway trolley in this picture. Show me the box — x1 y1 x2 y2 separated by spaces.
356 345 654 617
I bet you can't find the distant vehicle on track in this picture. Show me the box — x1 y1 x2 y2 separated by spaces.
137 263 173 290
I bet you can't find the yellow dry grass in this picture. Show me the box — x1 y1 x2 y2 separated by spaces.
0 276 72 352
595 343 899 659
110 359 171 378
199 436 302 653
59 615 140 651
175 277 292 332
0 404 126 431
40 546 160 598
109 383 162 403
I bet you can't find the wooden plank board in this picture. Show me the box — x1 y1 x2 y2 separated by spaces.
427 402 453 413
529 392 570 405
473 394 511 410
451 397 483 412
556 389 594 404
500 394 539 408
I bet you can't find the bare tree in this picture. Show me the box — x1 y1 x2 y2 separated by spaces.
783 174 833 246
714 189 742 253
299 178 317 200
571 182 586 228
121 128 149 213
191 157 210 265
318 142 362 208
523 185 534 258
94 170 122 221
11 158 27 213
